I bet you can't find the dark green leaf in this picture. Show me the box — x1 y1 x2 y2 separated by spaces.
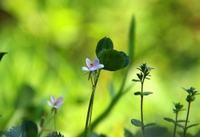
176 123 184 129
96 37 113 57
131 119 142 127
47 131 64 137
144 123 156 128
124 128 135 137
21 121 38 137
177 120 187 123
187 123 199 129
98 49 129 71
134 91 141 96
143 92 153 96
0 52 7 61
3 121 38 137
128 16 135 66
132 79 140 82
163 117 175 124
91 132 107 137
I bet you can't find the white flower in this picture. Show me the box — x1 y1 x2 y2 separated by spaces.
48 96 64 109
82 58 104 72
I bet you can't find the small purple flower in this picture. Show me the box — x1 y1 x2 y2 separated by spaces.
82 58 104 72
48 96 64 109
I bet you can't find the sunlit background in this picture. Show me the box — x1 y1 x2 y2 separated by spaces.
0 0 200 136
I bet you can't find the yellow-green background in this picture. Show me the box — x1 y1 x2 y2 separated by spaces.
0 0 200 136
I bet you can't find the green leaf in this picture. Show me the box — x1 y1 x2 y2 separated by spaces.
134 91 153 96
134 91 141 96
91 132 107 137
187 123 199 129
131 119 142 127
47 132 64 137
98 49 129 71
176 123 184 129
124 128 135 137
128 16 135 66
3 121 38 137
0 52 7 61
177 120 187 123
21 121 38 137
132 79 140 82
96 37 113 57
143 92 153 96
163 117 175 124
144 123 156 128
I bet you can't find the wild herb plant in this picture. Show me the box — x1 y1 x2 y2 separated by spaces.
38 96 64 137
131 63 154 137
164 102 184 137
182 87 199 137
82 37 129 137
0 95 64 137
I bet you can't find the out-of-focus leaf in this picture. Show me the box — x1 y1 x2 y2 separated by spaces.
177 120 187 123
131 119 142 127
134 91 153 96
46 131 64 137
91 132 107 137
142 92 153 96
21 121 38 137
3 121 38 137
0 52 7 61
3 126 21 137
163 117 175 124
144 123 156 128
135 125 170 137
134 91 141 96
128 16 135 66
124 128 135 137
98 49 129 71
187 123 199 129
15 84 35 108
96 37 113 57
132 79 140 82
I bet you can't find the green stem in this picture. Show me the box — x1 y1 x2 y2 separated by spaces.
38 111 55 137
77 70 129 137
173 112 178 137
84 71 100 137
140 81 145 137
183 102 191 137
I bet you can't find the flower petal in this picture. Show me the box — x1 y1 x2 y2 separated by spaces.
94 58 100 66
55 97 64 108
82 66 89 71
97 64 104 69
48 101 53 107
86 58 92 68
50 96 55 103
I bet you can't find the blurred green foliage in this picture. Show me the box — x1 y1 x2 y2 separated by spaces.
0 0 200 136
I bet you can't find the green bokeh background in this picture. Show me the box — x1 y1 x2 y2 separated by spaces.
0 0 200 136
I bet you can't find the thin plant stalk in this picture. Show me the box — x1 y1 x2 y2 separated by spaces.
183 102 191 137
173 112 178 137
140 80 145 137
84 70 101 137
38 111 56 137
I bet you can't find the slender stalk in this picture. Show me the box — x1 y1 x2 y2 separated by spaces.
84 71 100 137
183 102 191 137
173 112 178 137
38 111 55 137
140 80 145 137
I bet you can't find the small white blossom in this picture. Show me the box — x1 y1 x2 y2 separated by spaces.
48 96 64 109
82 58 104 72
